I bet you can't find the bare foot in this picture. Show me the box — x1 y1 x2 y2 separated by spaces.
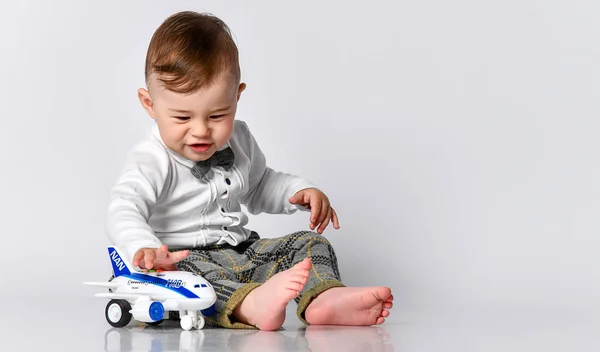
305 286 393 325
233 258 311 330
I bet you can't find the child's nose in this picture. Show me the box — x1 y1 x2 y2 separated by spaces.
190 121 210 137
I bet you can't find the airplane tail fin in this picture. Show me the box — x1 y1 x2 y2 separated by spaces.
107 246 133 277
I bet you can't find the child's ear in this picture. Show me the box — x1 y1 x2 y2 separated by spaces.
138 88 156 119
237 83 246 102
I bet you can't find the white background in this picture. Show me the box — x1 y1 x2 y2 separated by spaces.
1 0 598 318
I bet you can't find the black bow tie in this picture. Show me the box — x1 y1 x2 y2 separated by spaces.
190 147 235 179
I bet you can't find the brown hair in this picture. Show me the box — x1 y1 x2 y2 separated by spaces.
145 11 240 94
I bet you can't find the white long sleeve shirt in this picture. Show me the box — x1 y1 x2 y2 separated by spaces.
106 120 315 263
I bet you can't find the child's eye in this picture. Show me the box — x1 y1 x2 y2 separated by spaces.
174 116 190 121
210 114 225 119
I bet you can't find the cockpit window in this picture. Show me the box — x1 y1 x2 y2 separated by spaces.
194 284 200 288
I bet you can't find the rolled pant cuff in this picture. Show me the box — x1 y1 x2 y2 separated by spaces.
296 279 345 324
211 283 262 329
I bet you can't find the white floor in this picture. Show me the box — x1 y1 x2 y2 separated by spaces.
2 297 599 351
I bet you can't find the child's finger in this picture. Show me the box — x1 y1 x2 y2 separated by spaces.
310 196 321 225
144 250 156 269
314 200 328 232
317 200 328 226
288 192 301 204
331 208 340 229
157 245 169 259
133 250 145 267
318 207 332 234
169 249 189 263
314 200 329 231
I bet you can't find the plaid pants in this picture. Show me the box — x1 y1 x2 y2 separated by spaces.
176 230 345 329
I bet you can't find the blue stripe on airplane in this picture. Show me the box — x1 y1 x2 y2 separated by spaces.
125 273 200 298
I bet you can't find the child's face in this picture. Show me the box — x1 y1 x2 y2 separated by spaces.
138 74 246 162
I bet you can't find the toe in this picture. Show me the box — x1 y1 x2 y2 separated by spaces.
291 273 309 284
295 258 312 270
287 281 305 292
380 310 390 318
379 288 392 299
375 317 385 325
383 301 393 309
291 270 310 280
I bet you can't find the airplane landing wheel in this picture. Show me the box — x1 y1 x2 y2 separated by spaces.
105 299 132 327
196 315 205 330
180 315 193 331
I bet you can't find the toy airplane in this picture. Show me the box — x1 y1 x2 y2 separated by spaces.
84 246 217 331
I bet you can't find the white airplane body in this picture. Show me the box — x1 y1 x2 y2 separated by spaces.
84 246 217 330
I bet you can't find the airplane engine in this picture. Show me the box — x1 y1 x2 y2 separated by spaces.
131 301 165 323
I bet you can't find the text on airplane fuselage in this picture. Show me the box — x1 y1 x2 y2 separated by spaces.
127 279 187 288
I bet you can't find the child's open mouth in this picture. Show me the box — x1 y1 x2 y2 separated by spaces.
189 143 212 153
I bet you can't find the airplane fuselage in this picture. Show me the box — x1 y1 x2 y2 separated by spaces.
112 271 216 312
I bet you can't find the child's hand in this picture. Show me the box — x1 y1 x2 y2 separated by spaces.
133 244 189 271
289 188 340 234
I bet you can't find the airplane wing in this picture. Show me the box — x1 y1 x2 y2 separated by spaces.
83 282 120 289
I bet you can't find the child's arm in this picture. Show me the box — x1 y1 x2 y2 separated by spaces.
237 121 316 215
105 141 170 263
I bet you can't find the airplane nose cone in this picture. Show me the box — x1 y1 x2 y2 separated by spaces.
207 289 217 299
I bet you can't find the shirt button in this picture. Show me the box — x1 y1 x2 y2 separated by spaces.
225 178 231 185
221 208 225 212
